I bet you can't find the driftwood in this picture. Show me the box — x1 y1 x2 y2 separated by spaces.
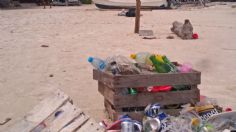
171 19 193 40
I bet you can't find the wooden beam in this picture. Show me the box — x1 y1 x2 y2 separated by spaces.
134 0 141 33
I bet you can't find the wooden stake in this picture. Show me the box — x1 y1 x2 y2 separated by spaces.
134 0 141 33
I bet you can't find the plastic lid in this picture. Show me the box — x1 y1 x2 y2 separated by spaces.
130 54 136 59
99 63 106 70
88 57 93 62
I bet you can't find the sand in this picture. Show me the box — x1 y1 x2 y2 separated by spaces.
0 2 236 130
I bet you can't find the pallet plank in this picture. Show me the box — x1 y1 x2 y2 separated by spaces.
43 101 82 132
7 90 69 132
60 113 89 132
76 119 104 132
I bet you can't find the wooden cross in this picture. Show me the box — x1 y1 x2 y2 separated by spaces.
134 0 141 33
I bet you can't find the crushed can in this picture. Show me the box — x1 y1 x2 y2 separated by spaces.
143 117 161 132
144 103 161 118
145 103 167 120
121 120 134 132
133 120 142 132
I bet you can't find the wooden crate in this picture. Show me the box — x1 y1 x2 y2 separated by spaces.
93 69 201 121
7 90 105 132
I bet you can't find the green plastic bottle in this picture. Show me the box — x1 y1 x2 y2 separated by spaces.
162 56 178 72
128 88 137 95
149 55 171 73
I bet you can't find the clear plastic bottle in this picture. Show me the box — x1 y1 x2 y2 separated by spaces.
88 57 106 71
130 52 152 65
110 61 121 75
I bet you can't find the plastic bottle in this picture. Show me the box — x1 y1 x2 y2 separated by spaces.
177 63 192 73
162 56 178 72
88 57 106 71
128 88 137 95
147 86 172 92
110 61 121 75
106 55 141 75
130 52 152 65
149 55 171 73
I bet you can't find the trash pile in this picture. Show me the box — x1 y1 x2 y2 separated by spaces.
89 52 196 96
88 52 192 74
99 97 235 132
88 52 194 95
88 52 235 132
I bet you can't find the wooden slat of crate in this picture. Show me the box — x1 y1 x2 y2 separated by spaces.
76 119 104 132
99 82 200 108
104 99 144 121
60 113 89 132
93 69 201 88
93 69 115 88
114 88 200 108
98 81 116 106
7 90 69 132
104 99 181 122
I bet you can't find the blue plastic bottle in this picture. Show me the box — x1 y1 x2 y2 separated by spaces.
88 57 106 71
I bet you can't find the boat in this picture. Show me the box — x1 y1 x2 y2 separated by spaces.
94 0 168 9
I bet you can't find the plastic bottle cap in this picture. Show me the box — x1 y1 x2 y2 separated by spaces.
130 54 136 59
88 57 93 62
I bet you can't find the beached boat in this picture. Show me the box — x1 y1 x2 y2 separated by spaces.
94 0 168 9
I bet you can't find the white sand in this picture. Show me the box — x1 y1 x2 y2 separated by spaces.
0 3 236 130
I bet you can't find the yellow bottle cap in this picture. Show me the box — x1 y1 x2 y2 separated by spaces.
130 54 136 59
155 55 165 63
191 118 200 126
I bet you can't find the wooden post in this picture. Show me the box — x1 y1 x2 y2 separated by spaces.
134 0 141 33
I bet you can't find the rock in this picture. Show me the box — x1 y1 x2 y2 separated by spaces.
171 19 194 40
41 45 49 47
49 74 54 77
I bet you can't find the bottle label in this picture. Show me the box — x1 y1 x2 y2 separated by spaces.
198 108 219 121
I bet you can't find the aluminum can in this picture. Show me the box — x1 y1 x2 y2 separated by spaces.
133 120 142 132
143 117 161 132
121 120 134 132
144 103 161 118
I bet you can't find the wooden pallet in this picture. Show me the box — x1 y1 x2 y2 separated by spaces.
7 90 104 132
93 69 201 121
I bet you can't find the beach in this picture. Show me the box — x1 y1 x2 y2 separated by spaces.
0 3 236 130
